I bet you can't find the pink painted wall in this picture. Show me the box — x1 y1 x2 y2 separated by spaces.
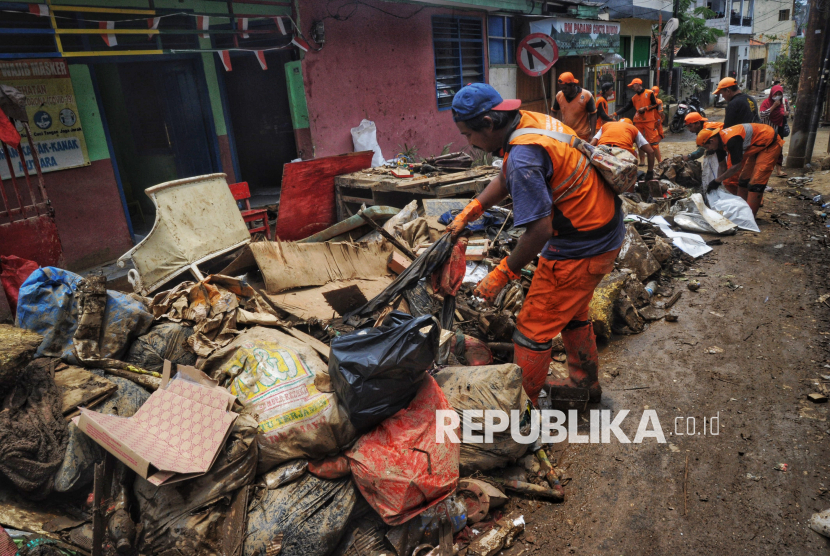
298 0 488 160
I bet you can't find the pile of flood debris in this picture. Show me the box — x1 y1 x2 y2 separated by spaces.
0 158 742 556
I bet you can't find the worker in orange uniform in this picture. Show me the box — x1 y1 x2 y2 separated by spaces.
697 123 784 215
651 86 665 162
551 72 598 142
595 82 616 133
680 113 728 190
591 118 656 179
447 83 623 404
613 78 659 166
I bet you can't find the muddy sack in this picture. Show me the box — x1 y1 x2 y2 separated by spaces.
435 364 530 474
346 375 460 526
54 374 150 493
134 413 258 556
124 322 197 373
329 312 439 432
203 326 356 474
244 473 357 556
16 267 153 364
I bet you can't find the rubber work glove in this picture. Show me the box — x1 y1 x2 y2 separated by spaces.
706 179 721 192
446 199 484 237
473 257 520 304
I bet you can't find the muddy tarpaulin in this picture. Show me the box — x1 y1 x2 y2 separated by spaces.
0 359 68 497
16 267 153 364
134 413 258 556
244 473 357 556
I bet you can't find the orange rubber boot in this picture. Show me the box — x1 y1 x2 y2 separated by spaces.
514 343 552 405
545 322 601 403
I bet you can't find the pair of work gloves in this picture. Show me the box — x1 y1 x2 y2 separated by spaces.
446 199 519 303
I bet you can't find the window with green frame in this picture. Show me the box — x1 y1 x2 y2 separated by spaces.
488 15 515 65
432 16 485 110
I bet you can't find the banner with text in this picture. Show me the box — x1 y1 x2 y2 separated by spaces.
0 58 90 179
529 18 621 57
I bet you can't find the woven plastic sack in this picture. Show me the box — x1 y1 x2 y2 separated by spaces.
346 375 459 525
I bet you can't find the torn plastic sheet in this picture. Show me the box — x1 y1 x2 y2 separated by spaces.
463 261 489 285
626 215 712 258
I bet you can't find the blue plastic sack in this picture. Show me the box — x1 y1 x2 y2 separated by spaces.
16 267 153 363
438 210 506 233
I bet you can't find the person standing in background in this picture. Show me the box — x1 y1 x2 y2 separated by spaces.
759 83 789 178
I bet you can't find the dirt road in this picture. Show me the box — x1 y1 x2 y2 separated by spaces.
505 135 830 555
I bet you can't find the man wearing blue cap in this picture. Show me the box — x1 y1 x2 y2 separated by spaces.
445 83 623 406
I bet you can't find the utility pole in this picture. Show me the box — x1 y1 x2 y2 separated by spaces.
656 12 662 89
786 0 829 168
666 0 680 99
805 33 830 162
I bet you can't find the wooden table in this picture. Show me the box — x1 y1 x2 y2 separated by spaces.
334 167 497 220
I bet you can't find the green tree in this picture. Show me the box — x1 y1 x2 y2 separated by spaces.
770 38 804 101
675 0 725 50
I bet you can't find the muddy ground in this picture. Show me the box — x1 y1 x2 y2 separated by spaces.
504 123 830 555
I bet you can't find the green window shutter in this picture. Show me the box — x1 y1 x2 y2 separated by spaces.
632 36 651 68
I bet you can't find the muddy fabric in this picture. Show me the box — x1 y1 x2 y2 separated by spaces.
0 359 68 497
244 473 357 556
54 373 150 493
134 413 258 556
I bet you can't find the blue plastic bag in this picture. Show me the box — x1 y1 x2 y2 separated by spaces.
16 267 153 363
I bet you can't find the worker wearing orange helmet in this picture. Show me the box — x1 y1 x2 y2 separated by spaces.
551 72 598 142
448 83 623 405
612 78 660 167
590 119 655 179
698 123 784 215
595 82 617 133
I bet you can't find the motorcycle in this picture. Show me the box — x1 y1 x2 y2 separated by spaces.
670 94 706 133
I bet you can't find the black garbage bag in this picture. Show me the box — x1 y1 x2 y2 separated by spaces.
329 312 440 432
344 233 454 321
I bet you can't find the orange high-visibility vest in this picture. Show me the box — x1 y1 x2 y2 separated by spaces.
504 111 618 238
632 90 658 123
719 123 778 165
596 121 641 156
555 88 596 140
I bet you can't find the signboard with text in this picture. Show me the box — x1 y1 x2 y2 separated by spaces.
529 18 620 57
0 59 90 179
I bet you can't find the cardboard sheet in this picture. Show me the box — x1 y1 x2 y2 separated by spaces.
250 240 393 293
76 365 238 486
267 278 393 321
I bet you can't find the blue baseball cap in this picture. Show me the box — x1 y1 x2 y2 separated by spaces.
451 83 521 122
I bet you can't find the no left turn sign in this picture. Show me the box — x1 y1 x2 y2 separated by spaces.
517 33 558 77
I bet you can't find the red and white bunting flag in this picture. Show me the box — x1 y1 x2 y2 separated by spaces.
291 36 309 52
99 21 117 47
239 17 249 39
147 17 160 40
196 15 210 39
273 16 287 35
254 50 267 70
217 50 232 71
28 4 49 16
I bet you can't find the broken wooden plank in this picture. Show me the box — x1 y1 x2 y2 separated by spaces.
395 167 497 190
54 366 117 416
